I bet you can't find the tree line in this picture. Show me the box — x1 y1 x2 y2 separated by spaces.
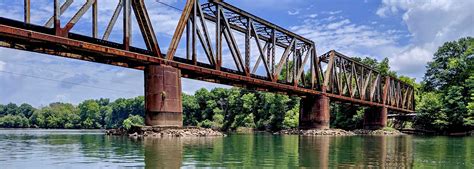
0 37 472 133
0 97 145 129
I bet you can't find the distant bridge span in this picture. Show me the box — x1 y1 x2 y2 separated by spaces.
0 0 414 129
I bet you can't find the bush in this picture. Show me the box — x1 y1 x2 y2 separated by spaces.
122 115 144 130
382 127 396 131
198 119 213 128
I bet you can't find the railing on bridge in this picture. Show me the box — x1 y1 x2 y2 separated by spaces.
0 0 414 112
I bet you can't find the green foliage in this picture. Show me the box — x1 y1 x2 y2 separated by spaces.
3 103 19 116
17 103 35 118
330 104 364 130
106 96 144 128
415 92 447 130
183 87 298 131
29 102 80 129
122 115 144 130
182 93 199 126
79 100 101 129
424 37 473 91
1 96 144 129
0 115 29 128
382 127 396 131
353 57 396 77
416 37 474 132
283 103 299 129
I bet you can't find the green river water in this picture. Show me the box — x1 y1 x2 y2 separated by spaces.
0 129 472 168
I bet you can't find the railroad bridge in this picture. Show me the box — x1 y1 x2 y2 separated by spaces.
0 0 414 129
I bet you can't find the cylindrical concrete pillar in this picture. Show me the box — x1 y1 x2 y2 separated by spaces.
363 106 388 130
299 95 330 129
144 65 183 127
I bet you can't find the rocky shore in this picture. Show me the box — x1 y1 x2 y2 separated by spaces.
275 129 356 136
276 128 404 136
106 126 225 138
106 126 404 137
353 129 403 136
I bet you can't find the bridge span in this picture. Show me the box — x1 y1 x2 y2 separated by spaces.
0 0 414 129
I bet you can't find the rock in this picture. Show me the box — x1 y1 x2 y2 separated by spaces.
275 129 355 136
106 126 225 138
353 129 403 136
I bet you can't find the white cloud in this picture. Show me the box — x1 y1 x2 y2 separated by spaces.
288 9 300 15
376 0 474 79
308 14 318 18
322 10 342 15
289 0 473 81
390 46 433 77
290 16 401 56
326 19 350 29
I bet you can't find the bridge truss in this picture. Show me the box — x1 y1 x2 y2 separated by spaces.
0 0 414 113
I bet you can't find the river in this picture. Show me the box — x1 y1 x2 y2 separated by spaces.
0 129 472 168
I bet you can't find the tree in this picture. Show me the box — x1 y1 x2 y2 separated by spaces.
0 104 5 116
182 93 199 126
17 103 35 118
415 92 447 131
3 103 18 116
419 37 474 131
29 102 80 129
232 93 257 129
79 100 101 129
424 37 473 91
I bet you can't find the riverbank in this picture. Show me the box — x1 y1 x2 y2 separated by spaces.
106 126 225 137
275 128 404 136
275 129 356 136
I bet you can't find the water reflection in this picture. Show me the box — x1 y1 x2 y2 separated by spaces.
144 135 418 168
0 130 472 168
298 136 330 168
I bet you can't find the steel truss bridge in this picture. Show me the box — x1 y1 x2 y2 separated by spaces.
0 0 414 129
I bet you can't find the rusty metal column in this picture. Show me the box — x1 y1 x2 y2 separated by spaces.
144 65 183 127
363 106 388 130
299 95 330 129
24 0 30 23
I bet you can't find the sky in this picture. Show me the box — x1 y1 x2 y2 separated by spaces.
0 0 473 107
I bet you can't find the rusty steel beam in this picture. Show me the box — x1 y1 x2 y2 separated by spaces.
132 0 162 58
274 38 295 80
102 0 123 40
45 0 74 28
295 46 312 82
24 0 30 23
167 0 195 60
63 0 95 33
92 0 98 38
244 17 251 75
123 0 131 50
54 0 60 35
220 8 245 73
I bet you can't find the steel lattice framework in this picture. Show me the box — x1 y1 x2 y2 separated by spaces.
0 0 414 112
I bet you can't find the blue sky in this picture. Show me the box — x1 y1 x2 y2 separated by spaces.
0 0 473 107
